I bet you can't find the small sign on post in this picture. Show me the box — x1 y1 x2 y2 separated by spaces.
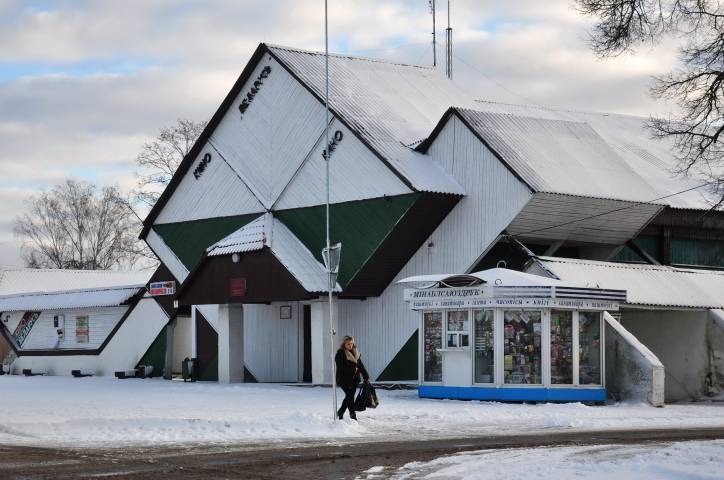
322 242 342 288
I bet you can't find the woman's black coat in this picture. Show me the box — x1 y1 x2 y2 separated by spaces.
335 349 369 389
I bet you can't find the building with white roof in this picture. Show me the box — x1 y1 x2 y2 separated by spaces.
137 43 724 402
0 268 170 377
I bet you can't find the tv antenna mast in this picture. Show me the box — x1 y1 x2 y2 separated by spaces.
445 0 453 79
429 1 437 67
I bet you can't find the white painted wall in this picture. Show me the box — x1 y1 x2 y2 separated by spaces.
171 315 193 373
337 116 532 380
210 56 327 208
155 141 265 224
146 229 190 284
604 312 664 406
23 307 127 350
274 118 411 210
11 298 168 376
243 303 300 382
192 302 301 383
620 308 710 402
1 311 24 336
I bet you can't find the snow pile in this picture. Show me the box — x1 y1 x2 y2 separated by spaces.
384 440 724 479
2 376 724 447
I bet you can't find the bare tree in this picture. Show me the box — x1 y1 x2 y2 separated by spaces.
575 0 724 207
133 118 207 208
14 180 149 270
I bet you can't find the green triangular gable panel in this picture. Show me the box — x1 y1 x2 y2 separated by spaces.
275 194 420 287
153 213 261 270
244 366 258 383
199 353 219 382
136 326 166 377
376 330 418 381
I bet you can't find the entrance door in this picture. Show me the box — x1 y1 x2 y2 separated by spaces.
302 305 312 382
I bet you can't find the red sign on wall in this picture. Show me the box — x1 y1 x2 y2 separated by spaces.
229 277 247 297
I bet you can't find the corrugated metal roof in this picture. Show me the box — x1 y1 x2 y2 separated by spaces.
0 269 151 297
268 45 469 195
470 101 716 209
208 213 340 293
0 286 143 312
529 256 724 309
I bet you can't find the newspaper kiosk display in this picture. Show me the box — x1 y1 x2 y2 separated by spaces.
400 268 626 402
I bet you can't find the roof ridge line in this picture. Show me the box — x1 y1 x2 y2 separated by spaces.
266 43 437 71
473 99 649 121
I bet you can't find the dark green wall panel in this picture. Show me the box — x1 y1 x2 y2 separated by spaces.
376 330 418 382
275 194 419 287
153 214 261 270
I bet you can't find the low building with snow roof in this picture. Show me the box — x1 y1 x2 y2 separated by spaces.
0 268 170 377
136 43 724 403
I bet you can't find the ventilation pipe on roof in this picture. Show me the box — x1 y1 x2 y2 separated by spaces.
445 0 453 79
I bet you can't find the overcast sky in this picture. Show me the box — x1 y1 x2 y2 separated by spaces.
0 0 681 268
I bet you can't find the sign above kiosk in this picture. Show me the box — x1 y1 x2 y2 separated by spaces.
400 267 626 312
404 287 622 311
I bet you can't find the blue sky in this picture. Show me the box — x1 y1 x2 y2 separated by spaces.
0 0 679 267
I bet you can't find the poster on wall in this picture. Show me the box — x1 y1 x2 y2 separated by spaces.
75 316 89 344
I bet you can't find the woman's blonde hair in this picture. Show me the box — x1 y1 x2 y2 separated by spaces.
339 335 356 350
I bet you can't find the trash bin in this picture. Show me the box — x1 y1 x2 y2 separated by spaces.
182 357 197 382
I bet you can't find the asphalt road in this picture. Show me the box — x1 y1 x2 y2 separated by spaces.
2 427 724 480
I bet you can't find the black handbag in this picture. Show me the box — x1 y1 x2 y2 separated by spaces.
354 383 367 412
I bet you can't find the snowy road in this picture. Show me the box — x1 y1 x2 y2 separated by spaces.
371 440 724 480
2 376 724 448
2 428 724 479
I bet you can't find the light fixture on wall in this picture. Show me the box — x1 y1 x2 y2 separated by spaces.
231 253 240 263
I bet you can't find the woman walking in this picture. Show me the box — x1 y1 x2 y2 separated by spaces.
335 335 369 420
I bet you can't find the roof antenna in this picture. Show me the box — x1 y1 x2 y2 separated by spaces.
429 1 437 67
445 0 453 79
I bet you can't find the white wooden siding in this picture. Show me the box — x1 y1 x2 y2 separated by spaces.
194 303 300 382
98 297 168 375
338 117 533 380
274 119 412 210
1 311 24 335
154 141 265 224
210 57 327 208
243 303 300 382
146 229 190 283
12 297 169 376
22 307 127 350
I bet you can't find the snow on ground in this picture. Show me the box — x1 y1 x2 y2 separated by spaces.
1 376 724 448
370 440 724 479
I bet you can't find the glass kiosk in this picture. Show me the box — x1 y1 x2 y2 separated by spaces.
400 268 626 403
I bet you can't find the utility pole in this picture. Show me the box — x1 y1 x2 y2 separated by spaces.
445 0 453 79
430 0 437 67
323 0 338 421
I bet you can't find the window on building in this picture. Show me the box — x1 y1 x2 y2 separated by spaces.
504 310 542 384
423 311 443 382
579 311 602 385
446 310 469 348
75 315 89 344
550 310 573 384
474 310 495 383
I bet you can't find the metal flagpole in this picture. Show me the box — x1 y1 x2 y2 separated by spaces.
324 0 339 421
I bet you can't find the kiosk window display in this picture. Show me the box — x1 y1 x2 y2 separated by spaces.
401 267 626 403
474 310 494 384
423 311 443 382
503 310 542 385
550 310 573 384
